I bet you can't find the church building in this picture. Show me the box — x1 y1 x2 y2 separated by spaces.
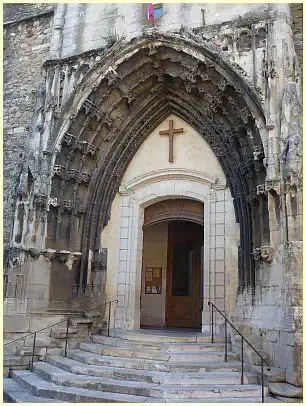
3 3 302 402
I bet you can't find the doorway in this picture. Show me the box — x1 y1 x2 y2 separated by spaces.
140 199 204 329
166 221 203 328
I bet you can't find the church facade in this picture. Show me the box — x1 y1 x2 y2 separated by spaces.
4 3 302 393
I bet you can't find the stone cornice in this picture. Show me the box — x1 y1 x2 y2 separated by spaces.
119 168 224 194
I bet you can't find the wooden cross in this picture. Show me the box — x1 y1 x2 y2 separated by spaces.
159 119 184 162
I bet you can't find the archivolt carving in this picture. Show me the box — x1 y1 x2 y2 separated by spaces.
17 30 269 292
143 199 204 228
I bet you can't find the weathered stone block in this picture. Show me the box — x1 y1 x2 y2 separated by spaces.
268 382 303 398
279 331 296 347
286 368 303 387
4 315 29 333
253 365 285 383
265 329 280 344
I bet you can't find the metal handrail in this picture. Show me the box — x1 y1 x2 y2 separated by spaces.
4 298 118 372
208 301 268 403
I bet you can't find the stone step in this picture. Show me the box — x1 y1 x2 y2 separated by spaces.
47 355 165 382
79 342 239 362
91 334 229 352
66 348 243 372
166 396 280 403
3 378 67 403
115 330 225 343
156 383 269 399
3 375 277 404
21 362 267 400
46 355 258 384
32 362 158 396
10 370 159 402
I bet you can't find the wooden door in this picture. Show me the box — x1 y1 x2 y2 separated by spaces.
166 221 203 328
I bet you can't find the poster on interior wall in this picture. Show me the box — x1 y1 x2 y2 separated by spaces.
145 267 162 294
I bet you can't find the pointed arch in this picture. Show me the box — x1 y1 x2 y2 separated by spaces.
45 30 269 291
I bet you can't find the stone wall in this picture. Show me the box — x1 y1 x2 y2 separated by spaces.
290 4 303 72
57 3 270 58
3 12 53 252
4 4 54 24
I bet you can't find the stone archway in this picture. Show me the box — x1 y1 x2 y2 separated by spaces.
26 30 269 302
111 167 227 331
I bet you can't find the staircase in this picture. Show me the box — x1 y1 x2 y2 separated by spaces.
4 329 278 403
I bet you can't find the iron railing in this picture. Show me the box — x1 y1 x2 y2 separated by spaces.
4 299 118 374
208 301 268 403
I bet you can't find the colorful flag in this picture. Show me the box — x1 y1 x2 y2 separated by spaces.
147 3 163 24
147 3 154 24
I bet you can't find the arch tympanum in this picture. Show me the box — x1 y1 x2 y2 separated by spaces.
43 30 269 292
143 199 204 229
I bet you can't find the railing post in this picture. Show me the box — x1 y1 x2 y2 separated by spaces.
107 301 112 337
31 332 37 371
224 320 228 362
241 337 244 384
64 317 69 357
211 304 214 343
261 359 265 403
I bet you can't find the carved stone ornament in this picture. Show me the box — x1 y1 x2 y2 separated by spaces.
266 179 281 195
56 250 71 263
253 145 264 161
285 181 298 198
256 184 266 195
286 241 303 262
27 247 40 260
253 246 274 263
94 248 107 270
260 246 274 263
9 247 25 267
62 200 75 211
53 165 65 177
34 193 48 207
253 248 262 261
42 249 57 261
62 132 76 146
143 198 204 228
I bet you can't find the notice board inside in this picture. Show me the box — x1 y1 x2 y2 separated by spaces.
145 267 162 294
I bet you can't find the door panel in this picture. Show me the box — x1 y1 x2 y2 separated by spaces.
166 221 203 328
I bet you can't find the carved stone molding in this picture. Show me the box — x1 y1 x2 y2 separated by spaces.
48 197 86 215
284 176 300 197
261 246 274 263
34 193 48 207
143 198 204 228
266 179 281 195
253 246 274 263
27 248 40 260
120 168 221 193
41 249 82 263
37 30 266 290
61 133 99 157
253 145 264 160
286 241 303 262
94 248 108 270
253 248 262 261
256 184 266 196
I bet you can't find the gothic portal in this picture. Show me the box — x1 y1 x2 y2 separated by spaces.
4 4 302 394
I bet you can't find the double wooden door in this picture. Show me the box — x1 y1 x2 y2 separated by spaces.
165 221 203 328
